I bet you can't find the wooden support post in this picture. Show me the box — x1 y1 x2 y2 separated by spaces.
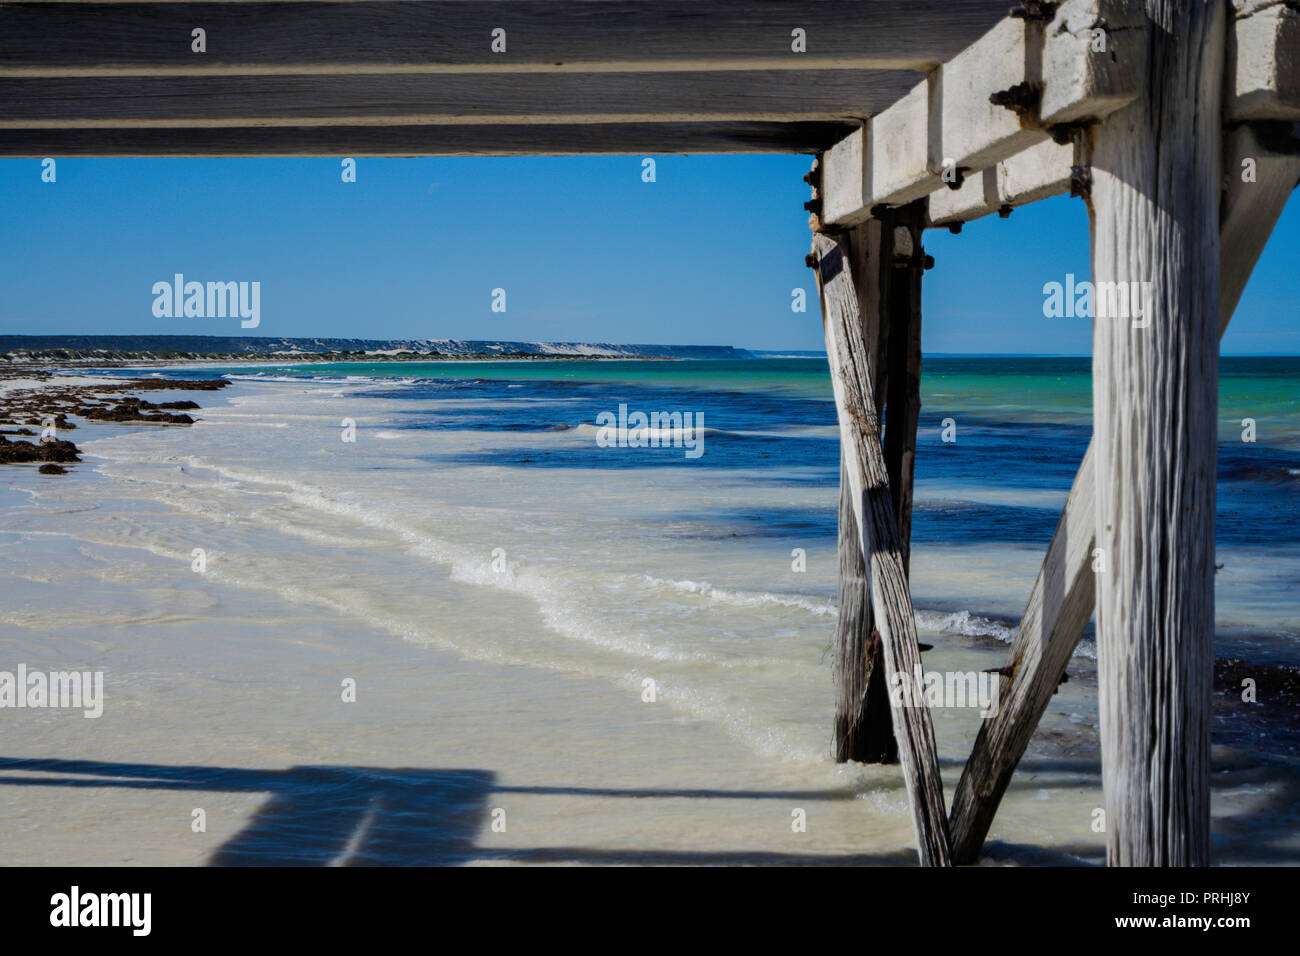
835 457 897 764
814 230 952 866
949 118 1299 863
1091 1 1224 866
833 219 896 764
882 203 926 571
832 209 922 765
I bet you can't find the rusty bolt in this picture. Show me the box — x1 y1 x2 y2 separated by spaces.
990 81 1040 117
1070 165 1093 199
1010 1 1058 21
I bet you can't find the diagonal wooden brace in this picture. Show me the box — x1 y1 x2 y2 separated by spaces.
814 230 953 866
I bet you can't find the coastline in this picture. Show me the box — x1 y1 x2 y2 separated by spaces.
2 353 688 370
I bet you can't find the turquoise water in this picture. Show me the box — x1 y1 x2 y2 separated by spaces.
193 354 1300 438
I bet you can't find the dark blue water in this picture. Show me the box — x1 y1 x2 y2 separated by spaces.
155 356 1300 551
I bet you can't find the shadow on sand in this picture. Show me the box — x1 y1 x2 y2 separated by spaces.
0 755 909 865
2 753 1294 865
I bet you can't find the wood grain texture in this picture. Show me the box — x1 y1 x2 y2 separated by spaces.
1220 122 1300 320
832 203 924 766
0 1 1010 74
1090 0 1224 867
948 120 1300 864
814 230 952 866
881 204 924 569
821 0 1148 222
0 120 856 155
0 70 919 126
926 138 1073 226
1227 0 1300 122
835 457 897 764
833 219 896 765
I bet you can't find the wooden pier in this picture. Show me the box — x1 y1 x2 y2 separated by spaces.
2 0 1297 866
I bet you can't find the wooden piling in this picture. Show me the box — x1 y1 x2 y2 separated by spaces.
835 457 898 763
833 218 895 764
815 230 952 866
881 204 926 573
832 204 925 765
1090 0 1224 866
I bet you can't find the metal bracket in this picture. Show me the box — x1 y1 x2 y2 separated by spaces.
1050 122 1095 201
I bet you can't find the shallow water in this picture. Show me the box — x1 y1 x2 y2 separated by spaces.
1 357 1297 864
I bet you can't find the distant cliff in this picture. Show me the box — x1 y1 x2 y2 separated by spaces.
0 335 755 362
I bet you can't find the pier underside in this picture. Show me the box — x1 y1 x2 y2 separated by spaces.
3 0 1298 866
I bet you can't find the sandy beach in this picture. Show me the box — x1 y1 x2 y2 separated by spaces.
0 362 1296 865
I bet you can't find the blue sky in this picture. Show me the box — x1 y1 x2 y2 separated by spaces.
0 155 1295 354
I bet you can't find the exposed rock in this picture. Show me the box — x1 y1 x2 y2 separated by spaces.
126 378 229 391
84 402 195 424
0 374 226 473
0 434 81 464
38 463 68 475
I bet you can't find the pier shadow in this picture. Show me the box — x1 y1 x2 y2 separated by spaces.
0 757 495 866
3 753 1294 865
0 755 904 867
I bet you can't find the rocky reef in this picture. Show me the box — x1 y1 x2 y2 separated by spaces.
0 372 228 475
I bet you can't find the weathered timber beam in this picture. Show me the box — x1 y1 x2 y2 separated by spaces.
0 121 857 156
1221 122 1300 319
0 1 1010 76
1228 0 1300 122
835 457 898 763
814 230 952 866
926 138 1073 226
821 0 1147 227
881 206 926 569
947 80 1300 870
0 71 920 127
833 207 925 766
834 218 897 765
1092 1 1224 866
928 0 1300 226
